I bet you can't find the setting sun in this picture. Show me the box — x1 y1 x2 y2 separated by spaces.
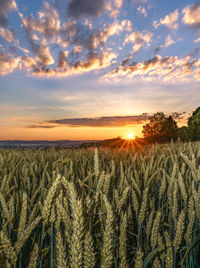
127 133 134 139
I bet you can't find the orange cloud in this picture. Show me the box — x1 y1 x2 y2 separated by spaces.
124 30 153 52
30 50 117 77
18 5 129 77
165 34 176 47
106 0 123 18
0 0 17 27
182 4 200 29
0 27 13 42
194 37 200 43
155 34 176 52
103 55 200 82
28 114 149 128
137 6 147 17
0 53 20 75
154 9 179 30
19 2 60 42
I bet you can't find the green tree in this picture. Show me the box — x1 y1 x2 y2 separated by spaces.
142 112 178 143
188 107 200 141
177 126 190 141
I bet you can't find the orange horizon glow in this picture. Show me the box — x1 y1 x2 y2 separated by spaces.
0 125 144 141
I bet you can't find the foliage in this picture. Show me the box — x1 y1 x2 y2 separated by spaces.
142 112 178 143
0 143 200 267
188 107 200 141
178 126 191 141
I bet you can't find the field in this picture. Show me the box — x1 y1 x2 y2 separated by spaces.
0 142 200 267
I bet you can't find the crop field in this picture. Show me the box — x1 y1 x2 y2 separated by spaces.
0 142 200 267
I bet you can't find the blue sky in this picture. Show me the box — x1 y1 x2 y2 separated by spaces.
0 0 200 140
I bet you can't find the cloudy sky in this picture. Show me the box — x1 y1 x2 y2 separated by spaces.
0 0 200 140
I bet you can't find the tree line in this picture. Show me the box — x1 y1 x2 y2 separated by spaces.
142 107 200 143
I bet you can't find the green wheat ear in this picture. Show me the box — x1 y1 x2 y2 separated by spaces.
0 140 200 267
100 195 114 268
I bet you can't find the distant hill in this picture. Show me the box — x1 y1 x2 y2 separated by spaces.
0 137 146 150
0 140 100 148
79 137 146 150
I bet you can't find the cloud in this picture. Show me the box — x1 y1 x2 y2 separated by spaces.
30 50 117 77
59 19 129 50
33 45 54 66
46 114 149 127
153 9 179 30
19 14 129 76
19 5 57 67
0 0 17 26
19 2 60 41
3 0 130 77
18 0 129 76
67 0 106 18
0 27 13 42
182 4 200 30
20 55 36 71
194 37 200 43
137 6 147 17
155 34 175 52
103 55 200 82
0 53 20 74
106 0 123 18
57 50 68 68
124 30 153 52
165 34 175 47
28 125 57 129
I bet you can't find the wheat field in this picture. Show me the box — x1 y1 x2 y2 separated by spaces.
0 142 200 267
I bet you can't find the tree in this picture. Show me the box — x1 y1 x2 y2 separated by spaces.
177 126 190 141
188 107 200 141
142 112 178 143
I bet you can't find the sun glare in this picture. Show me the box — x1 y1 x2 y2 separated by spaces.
127 133 134 139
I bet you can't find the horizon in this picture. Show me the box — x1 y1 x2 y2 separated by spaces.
1 0 200 140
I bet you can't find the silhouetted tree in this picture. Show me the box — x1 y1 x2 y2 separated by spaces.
143 112 178 143
188 107 200 141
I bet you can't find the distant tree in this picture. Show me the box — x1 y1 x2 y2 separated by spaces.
188 107 200 141
142 112 178 143
177 126 190 141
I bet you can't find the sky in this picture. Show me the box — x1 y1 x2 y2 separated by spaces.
0 0 200 140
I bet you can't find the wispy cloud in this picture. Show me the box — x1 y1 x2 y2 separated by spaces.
0 0 199 84
0 0 17 27
28 115 150 128
124 30 153 53
19 2 60 42
18 11 130 77
0 53 20 74
27 112 190 129
0 27 13 42
28 125 57 129
137 6 147 17
182 4 200 31
194 37 200 43
153 9 179 30
103 55 200 82
107 0 123 18
155 34 176 52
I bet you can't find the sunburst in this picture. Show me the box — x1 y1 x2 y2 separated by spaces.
127 133 134 140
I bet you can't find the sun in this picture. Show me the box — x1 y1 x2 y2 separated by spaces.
127 133 134 140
